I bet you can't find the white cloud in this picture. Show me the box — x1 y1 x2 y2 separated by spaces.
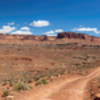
12 30 32 35
45 29 64 36
8 22 15 26
11 27 32 35
46 30 55 34
55 29 64 33
0 25 16 33
21 27 30 31
30 20 50 27
72 27 100 34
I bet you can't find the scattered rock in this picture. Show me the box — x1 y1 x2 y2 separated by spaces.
95 93 100 98
6 96 14 100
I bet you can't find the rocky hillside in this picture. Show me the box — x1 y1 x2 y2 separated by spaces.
0 32 100 44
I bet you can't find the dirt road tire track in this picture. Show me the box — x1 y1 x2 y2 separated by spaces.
14 68 100 100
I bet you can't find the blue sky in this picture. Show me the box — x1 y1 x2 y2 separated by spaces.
0 0 100 36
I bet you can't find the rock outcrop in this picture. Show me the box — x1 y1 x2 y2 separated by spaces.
0 32 99 44
57 32 90 39
57 32 86 39
57 32 100 42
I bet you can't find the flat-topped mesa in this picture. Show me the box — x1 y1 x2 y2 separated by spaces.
0 32 100 44
57 32 89 39
57 32 100 42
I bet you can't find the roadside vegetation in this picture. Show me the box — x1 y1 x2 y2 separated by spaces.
2 89 11 97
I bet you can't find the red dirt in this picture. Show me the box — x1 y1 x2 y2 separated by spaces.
0 33 100 100
13 68 100 100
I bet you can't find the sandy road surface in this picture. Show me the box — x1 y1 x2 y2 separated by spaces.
15 68 100 100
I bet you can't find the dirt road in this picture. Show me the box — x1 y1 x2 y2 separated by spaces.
15 68 100 100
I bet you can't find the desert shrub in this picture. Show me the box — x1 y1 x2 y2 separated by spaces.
2 80 9 86
2 89 10 97
19 78 32 83
9 79 18 86
26 79 33 83
33 74 46 81
2 79 18 86
14 80 31 91
41 79 48 84
33 76 40 81
35 79 48 85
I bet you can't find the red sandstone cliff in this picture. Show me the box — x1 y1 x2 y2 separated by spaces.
0 32 99 44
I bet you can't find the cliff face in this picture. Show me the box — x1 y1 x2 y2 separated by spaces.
57 32 100 42
57 32 86 39
0 32 99 44
0 34 49 41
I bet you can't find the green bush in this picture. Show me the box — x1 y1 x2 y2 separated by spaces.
35 79 48 85
41 79 48 84
14 80 31 91
2 89 10 97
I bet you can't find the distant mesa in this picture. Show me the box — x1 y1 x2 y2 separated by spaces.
57 32 87 39
57 32 100 42
0 32 99 43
